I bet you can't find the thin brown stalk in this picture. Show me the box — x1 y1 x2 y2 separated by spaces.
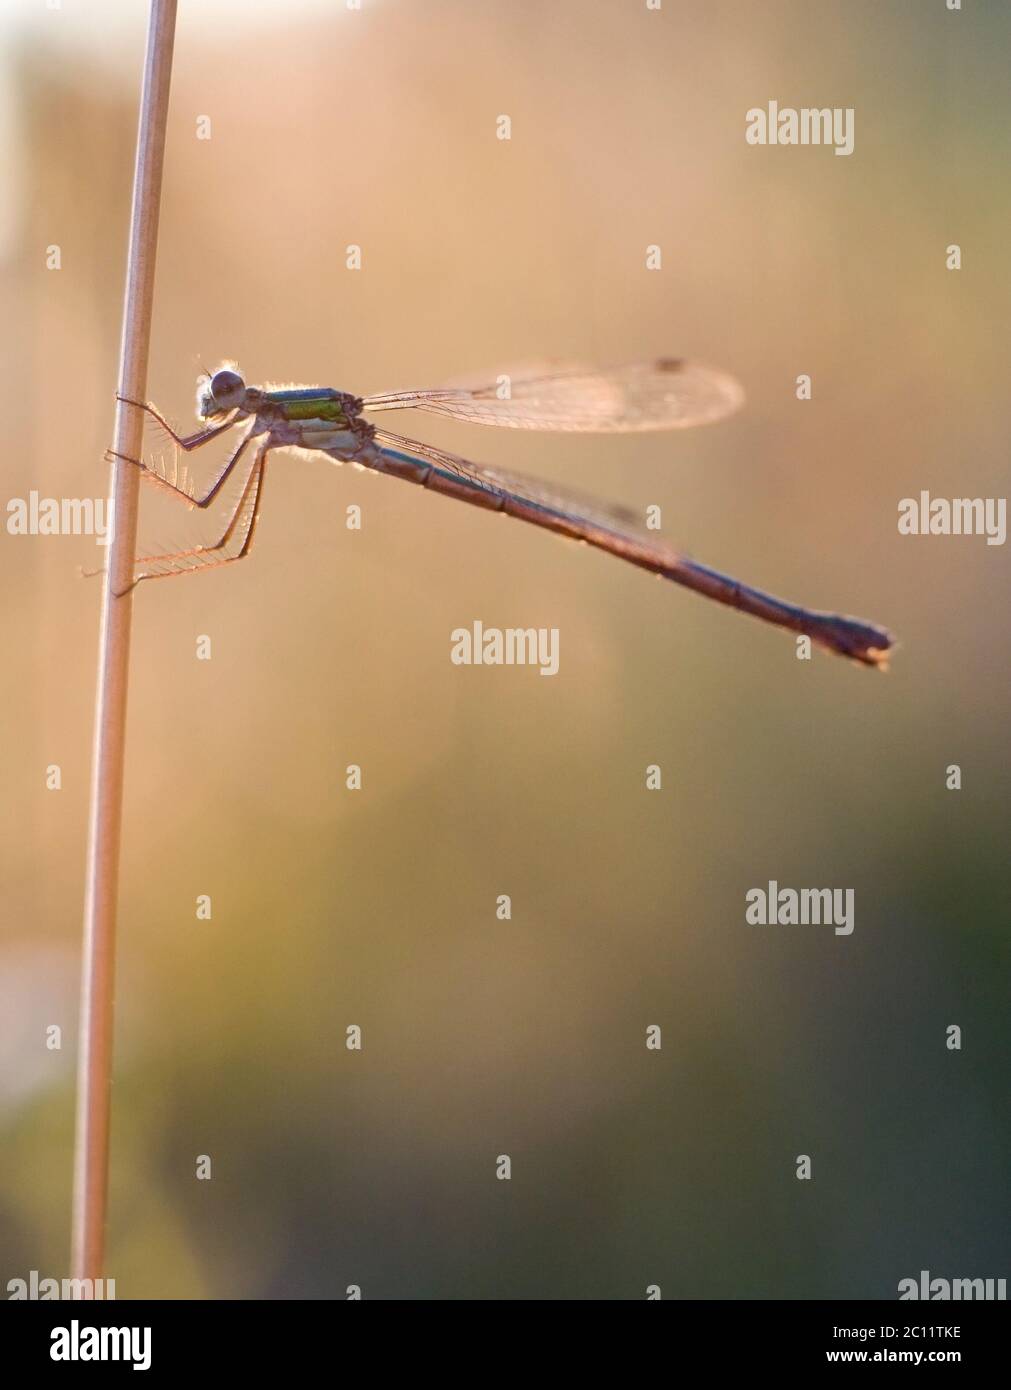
71 0 178 1287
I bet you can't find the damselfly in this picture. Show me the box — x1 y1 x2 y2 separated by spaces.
112 359 894 665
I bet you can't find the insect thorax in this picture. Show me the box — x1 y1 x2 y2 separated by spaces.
265 389 362 427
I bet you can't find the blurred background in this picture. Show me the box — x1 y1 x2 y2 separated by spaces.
1 0 1008 1299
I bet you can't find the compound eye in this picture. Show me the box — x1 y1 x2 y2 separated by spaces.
210 368 244 401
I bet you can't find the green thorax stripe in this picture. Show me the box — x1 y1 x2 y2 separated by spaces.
265 388 349 423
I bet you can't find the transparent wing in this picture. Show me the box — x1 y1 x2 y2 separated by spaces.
365 428 894 667
363 359 743 433
371 428 648 535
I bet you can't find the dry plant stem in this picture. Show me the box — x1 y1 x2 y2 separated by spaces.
71 0 178 1286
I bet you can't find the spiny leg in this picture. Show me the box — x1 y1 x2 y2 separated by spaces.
107 423 258 509
122 445 270 591
116 394 239 452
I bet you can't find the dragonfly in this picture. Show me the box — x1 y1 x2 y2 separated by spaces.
111 358 894 666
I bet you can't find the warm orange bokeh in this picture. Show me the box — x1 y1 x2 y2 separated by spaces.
1 1 1007 1298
